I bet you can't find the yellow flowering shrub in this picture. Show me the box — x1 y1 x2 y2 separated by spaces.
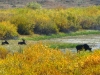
0 43 70 75
0 46 9 59
23 43 70 75
0 43 100 75
0 6 100 35
0 21 18 39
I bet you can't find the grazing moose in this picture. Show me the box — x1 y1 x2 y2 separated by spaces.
76 44 92 53
1 40 9 45
18 39 26 45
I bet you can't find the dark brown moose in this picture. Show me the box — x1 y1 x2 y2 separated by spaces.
1 40 9 45
76 44 92 53
18 39 26 45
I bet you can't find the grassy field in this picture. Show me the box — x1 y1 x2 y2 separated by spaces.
0 30 100 53
0 40 77 53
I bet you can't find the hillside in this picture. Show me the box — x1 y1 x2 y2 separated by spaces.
0 0 100 9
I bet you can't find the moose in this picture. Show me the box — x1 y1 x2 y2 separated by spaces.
1 40 9 45
76 44 92 53
18 39 26 45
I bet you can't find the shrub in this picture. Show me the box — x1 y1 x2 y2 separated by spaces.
0 14 8 22
0 46 9 59
77 50 100 75
34 21 59 35
27 2 42 9
0 21 18 39
10 14 34 35
1 43 100 75
23 43 69 75
1 6 100 35
79 17 95 29
0 43 70 75
33 15 59 35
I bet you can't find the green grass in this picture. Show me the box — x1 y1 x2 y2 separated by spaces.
70 30 100 35
19 33 67 40
49 43 78 49
20 30 100 41
0 41 77 52
2 30 100 52
41 41 78 49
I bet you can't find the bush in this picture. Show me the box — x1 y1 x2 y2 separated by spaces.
0 46 9 59
80 17 95 29
0 21 18 39
34 21 59 35
27 2 42 9
1 43 100 75
1 6 100 35
10 14 34 35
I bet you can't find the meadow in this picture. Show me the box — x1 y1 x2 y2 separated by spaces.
0 5 100 75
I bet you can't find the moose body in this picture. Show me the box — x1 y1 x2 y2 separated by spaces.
76 44 92 53
18 39 26 45
1 40 9 45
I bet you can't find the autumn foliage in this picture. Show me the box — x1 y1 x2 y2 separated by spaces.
0 21 18 39
0 6 100 37
0 43 100 75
